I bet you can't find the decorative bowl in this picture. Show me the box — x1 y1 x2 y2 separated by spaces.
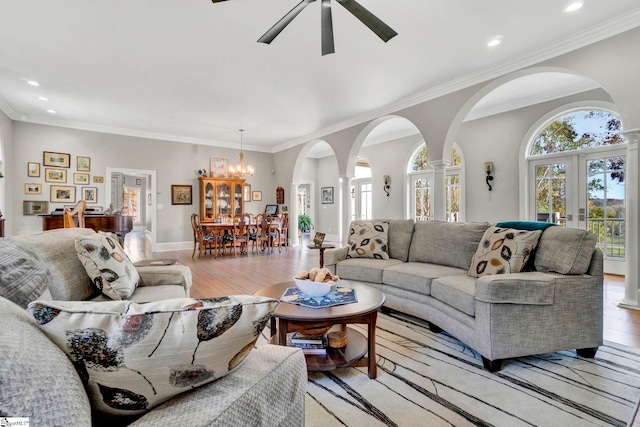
293 277 337 297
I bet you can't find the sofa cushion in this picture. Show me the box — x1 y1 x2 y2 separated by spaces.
27 295 278 417
408 221 491 269
475 272 555 305
75 232 140 300
347 221 390 260
534 227 597 275
12 228 99 301
336 258 404 283
0 239 53 307
431 275 477 317
382 262 467 296
349 219 415 261
0 297 92 426
468 227 542 277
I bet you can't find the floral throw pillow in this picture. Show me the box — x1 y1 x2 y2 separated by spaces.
27 296 278 417
468 226 542 277
347 221 390 260
75 232 140 300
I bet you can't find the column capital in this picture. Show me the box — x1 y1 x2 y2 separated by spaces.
429 160 451 170
622 129 640 144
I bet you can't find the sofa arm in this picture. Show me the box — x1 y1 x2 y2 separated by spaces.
475 272 556 305
136 264 192 294
324 247 348 271
128 345 306 427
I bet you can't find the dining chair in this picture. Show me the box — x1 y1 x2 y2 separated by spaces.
191 213 216 258
234 216 249 256
254 216 272 254
63 200 86 228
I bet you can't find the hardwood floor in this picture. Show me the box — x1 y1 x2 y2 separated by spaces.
125 231 640 349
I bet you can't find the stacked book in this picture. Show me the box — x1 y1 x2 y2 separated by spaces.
286 331 327 355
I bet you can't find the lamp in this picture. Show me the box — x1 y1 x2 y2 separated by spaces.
229 129 254 179
383 175 390 196
484 162 494 191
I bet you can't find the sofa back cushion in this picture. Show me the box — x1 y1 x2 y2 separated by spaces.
0 297 92 426
534 226 597 275
0 239 53 307
408 221 491 269
12 228 99 301
349 219 414 261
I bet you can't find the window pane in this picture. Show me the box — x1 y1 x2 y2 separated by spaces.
446 174 459 222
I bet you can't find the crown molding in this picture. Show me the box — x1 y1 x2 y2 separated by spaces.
274 8 640 153
0 95 18 121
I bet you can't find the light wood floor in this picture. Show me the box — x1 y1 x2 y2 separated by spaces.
125 232 640 349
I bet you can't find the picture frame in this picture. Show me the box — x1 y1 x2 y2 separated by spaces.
77 156 91 172
321 187 334 204
23 200 48 215
171 184 192 205
93 176 104 183
210 158 229 178
44 168 67 183
73 173 90 185
27 162 41 177
243 184 251 202
24 183 42 195
82 187 98 203
50 185 76 203
43 151 71 168
251 191 262 202
313 232 326 247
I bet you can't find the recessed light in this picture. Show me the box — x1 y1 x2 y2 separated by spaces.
27 80 40 86
38 96 49 101
47 109 56 114
487 36 503 47
565 2 583 12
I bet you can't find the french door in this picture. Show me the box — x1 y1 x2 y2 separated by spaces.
351 179 372 221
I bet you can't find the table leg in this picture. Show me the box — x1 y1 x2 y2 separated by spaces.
368 311 378 379
278 319 288 348
319 247 325 268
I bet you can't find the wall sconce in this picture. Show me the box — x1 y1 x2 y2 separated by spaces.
383 175 390 196
484 162 494 191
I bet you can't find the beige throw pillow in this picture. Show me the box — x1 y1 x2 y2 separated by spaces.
75 232 140 300
347 221 390 260
468 226 542 277
27 296 278 417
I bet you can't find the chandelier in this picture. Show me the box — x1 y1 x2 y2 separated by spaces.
229 129 254 179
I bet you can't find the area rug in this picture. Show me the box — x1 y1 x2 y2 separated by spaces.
263 312 640 427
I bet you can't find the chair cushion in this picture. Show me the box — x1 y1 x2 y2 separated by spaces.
468 227 542 277
27 295 279 417
0 239 53 307
0 297 92 426
534 227 598 275
75 232 140 300
347 221 390 260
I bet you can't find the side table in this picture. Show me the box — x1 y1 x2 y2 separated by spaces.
307 243 336 268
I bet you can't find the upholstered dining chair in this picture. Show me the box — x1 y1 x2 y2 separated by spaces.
63 200 86 228
191 213 216 258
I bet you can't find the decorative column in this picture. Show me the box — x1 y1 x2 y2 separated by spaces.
430 160 449 221
620 130 639 308
340 176 352 245
289 183 299 246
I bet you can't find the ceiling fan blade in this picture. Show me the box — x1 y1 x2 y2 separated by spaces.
258 0 317 45
336 0 397 42
321 0 335 55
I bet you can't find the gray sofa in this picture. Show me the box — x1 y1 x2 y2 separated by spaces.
324 220 603 371
0 228 306 426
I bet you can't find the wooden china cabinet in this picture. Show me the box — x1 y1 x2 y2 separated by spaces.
198 177 245 223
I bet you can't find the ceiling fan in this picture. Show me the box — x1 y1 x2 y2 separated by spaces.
211 0 398 56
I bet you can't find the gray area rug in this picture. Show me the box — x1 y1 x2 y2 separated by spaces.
263 312 640 427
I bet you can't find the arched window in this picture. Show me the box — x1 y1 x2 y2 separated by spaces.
409 145 463 221
527 109 626 271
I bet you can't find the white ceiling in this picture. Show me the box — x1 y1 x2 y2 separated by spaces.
1 0 639 153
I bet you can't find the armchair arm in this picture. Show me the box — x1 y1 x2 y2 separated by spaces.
136 264 192 294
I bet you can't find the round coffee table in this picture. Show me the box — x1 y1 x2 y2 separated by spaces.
254 281 385 379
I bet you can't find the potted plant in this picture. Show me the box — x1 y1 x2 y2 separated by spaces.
298 215 314 238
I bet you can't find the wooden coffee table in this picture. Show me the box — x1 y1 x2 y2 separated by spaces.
254 281 385 379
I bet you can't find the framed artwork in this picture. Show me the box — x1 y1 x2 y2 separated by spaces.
24 183 42 195
44 168 67 183
50 185 76 203
276 186 285 204
23 200 48 215
210 158 229 178
77 156 91 172
252 191 262 202
313 232 326 247
244 184 251 202
171 184 192 205
82 187 98 203
43 151 71 168
93 176 104 183
28 162 41 177
73 173 90 185
321 187 334 204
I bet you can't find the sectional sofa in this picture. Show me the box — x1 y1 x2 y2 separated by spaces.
0 228 306 426
324 220 603 371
